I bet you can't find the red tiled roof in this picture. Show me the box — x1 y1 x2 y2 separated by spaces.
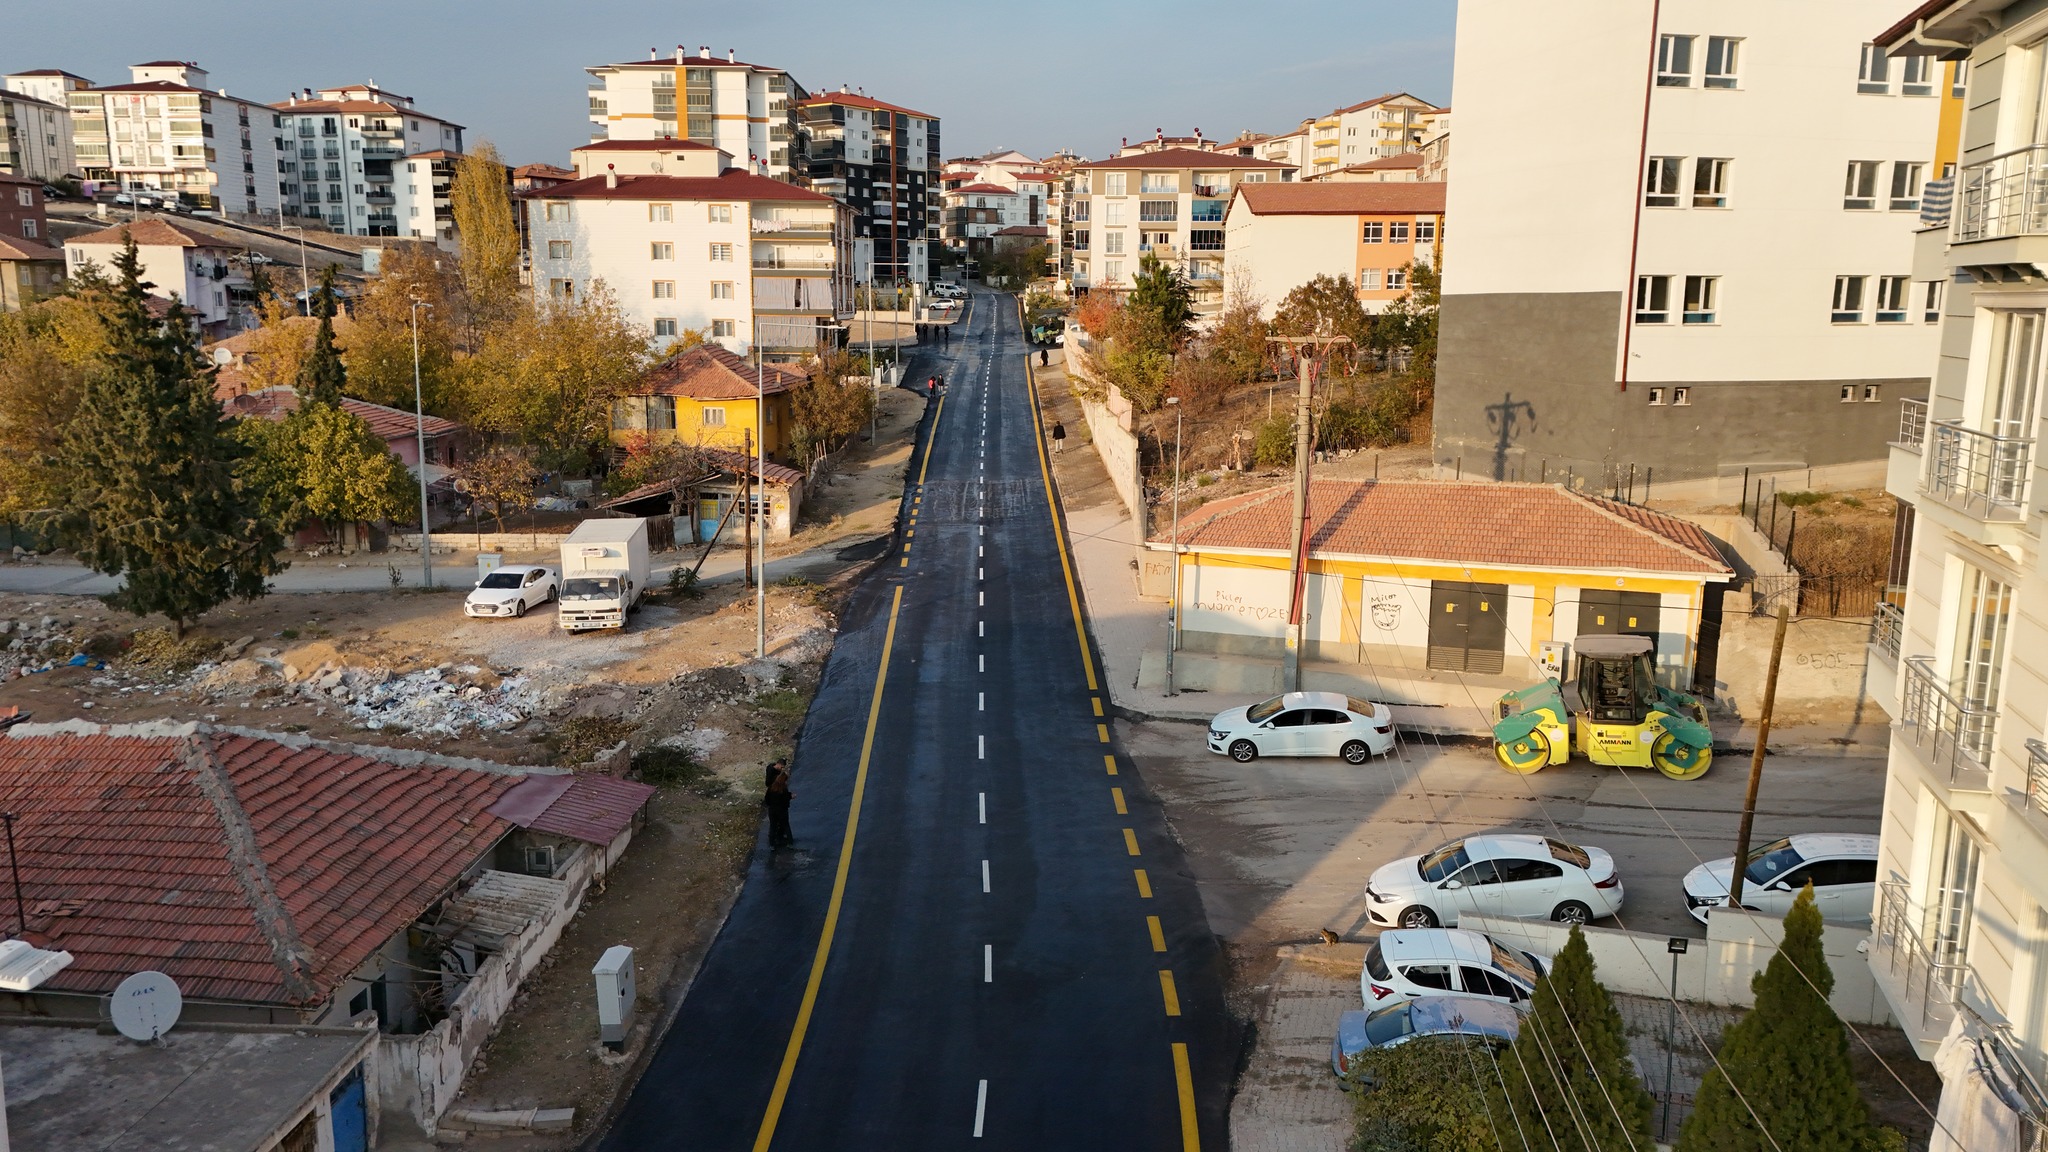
86 81 204 95
1075 148 1292 171
404 149 460 161
527 171 830 203
0 727 520 1006
513 163 576 179
1354 152 1426 170
571 138 721 153
633 344 807 400
273 99 405 115
797 91 937 121
992 225 1048 237
134 59 200 68
5 69 93 79
224 386 461 442
525 775 655 844
0 235 63 261
1332 92 1438 115
1234 181 1446 215
951 183 1016 195
1156 480 1730 577
68 219 226 249
601 449 804 509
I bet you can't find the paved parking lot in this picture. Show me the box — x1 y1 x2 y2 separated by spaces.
1124 716 1888 949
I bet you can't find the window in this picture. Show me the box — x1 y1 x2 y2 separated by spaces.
1104 259 1123 281
1924 279 1944 323
649 203 672 222
1386 267 1407 291
1683 275 1719 324
1416 219 1437 243
1704 36 1741 88
1460 967 1519 1000
1876 275 1911 323
547 240 572 260
1865 385 1883 403
14 189 29 207
1138 200 1177 222
1841 384 1859 403
1858 44 1891 94
21 219 36 239
1388 221 1410 243
1104 231 1125 255
709 243 733 262
1359 267 1382 290
1657 34 1695 86
1361 220 1384 243
652 280 676 299
1901 54 1935 97
1843 161 1880 209
1104 173 1126 196
1104 201 1125 225
1693 158 1730 208
711 319 736 338
1647 387 1665 406
702 406 727 425
711 281 735 299
549 278 574 299
654 318 678 337
1645 156 1684 207
1953 59 1970 100
708 204 732 223
650 242 674 260
1403 964 1456 991
1139 173 1177 193
1673 386 1690 406
1635 275 1672 323
1832 275 1868 323
1497 859 1564 884
1890 162 1924 211
543 201 571 222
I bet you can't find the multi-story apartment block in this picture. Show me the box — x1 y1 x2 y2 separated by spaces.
1436 1 1945 484
1306 153 1428 183
1417 109 1451 182
64 62 282 216
66 218 248 336
391 149 460 245
584 47 807 184
798 89 939 286
1224 182 1446 315
1860 0 2048 1124
273 84 463 237
1067 149 1291 318
0 172 62 310
1 71 84 183
527 139 852 362
940 150 1056 257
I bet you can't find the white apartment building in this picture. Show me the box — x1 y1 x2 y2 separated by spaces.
940 150 1056 256
1436 1 1946 484
1224 182 1445 315
274 84 464 237
1310 94 1440 176
391 149 459 245
65 218 248 336
64 62 283 216
1 70 86 183
1861 0 2048 1128
527 140 852 362
1067 148 1291 318
584 47 806 183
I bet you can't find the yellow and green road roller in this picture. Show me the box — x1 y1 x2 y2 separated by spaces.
1490 635 1714 780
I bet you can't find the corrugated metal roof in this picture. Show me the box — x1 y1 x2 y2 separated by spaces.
526 776 655 846
434 870 566 949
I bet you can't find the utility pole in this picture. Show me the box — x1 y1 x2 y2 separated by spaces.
742 427 755 588
410 301 435 589
1166 397 1183 695
756 360 767 659
1282 346 1317 692
2 812 23 939
1728 603 1791 911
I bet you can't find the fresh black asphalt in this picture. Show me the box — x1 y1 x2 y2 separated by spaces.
595 289 1236 1150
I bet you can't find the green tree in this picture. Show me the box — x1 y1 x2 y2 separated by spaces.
1346 1034 1504 1152
1376 260 1441 398
789 347 876 468
1273 273 1371 353
0 277 114 515
457 284 650 473
1205 275 1271 387
1126 250 1194 347
453 446 536 533
1492 924 1654 1151
1678 886 1886 1152
289 403 419 542
298 265 346 406
339 245 455 410
55 241 285 635
450 142 520 333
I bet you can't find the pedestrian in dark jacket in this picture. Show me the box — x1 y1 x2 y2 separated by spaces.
1052 421 1066 454
765 770 794 847
764 758 788 790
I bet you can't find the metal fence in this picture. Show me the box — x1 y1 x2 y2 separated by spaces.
1737 476 1887 618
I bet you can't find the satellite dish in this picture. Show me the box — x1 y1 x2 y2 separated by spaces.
212 348 233 366
110 970 183 1041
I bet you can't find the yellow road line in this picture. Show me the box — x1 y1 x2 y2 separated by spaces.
1147 915 1166 952
916 392 946 487
1172 1044 1200 1151
1096 724 1110 744
899 558 907 568
1123 828 1141 856
1091 697 1103 717
1134 869 1153 898
1158 970 1182 1016
1024 339 1100 692
1104 754 1118 776
751 585 904 1151
1111 787 1127 815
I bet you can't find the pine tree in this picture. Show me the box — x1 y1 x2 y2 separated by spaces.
57 239 286 635
1126 250 1195 346
298 265 346 407
1493 924 1655 1151
1678 886 1884 1152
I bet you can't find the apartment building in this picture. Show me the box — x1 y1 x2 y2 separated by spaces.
392 149 460 245
0 71 84 183
66 218 248 337
798 89 939 286
940 150 1055 257
1418 109 1451 182
0 173 62 310
1305 153 1428 183
1306 94 1440 177
64 62 283 215
273 84 464 236
1066 149 1290 318
1224 182 1445 315
526 140 852 362
1858 0 2048 1128
584 46 806 183
1436 1 1946 485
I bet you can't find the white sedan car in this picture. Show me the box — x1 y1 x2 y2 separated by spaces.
1361 928 1549 1011
1682 832 1880 924
464 565 558 618
1365 833 1623 929
1208 691 1396 764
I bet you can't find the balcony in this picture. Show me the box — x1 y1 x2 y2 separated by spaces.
1899 656 1995 793
1955 144 2048 242
1897 397 1927 449
752 216 834 237
2025 739 2048 822
752 251 836 271
1869 587 1904 665
1870 879 1969 1050
1924 420 2032 530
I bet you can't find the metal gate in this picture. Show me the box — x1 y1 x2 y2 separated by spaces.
329 1064 367 1152
1578 589 1661 644
1427 581 1507 674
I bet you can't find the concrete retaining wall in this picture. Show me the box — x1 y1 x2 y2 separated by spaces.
1711 610 1876 724
1062 357 1146 536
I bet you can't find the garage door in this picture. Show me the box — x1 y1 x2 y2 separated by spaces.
1577 590 1661 647
1428 581 1507 674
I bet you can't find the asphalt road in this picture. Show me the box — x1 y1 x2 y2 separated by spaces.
596 290 1235 1150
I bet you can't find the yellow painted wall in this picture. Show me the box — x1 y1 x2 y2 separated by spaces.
612 392 795 461
1935 62 1964 174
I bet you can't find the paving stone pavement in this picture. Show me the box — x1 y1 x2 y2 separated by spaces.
1229 959 1357 1152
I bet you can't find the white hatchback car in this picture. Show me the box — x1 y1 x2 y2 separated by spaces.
464 565 559 618
1361 928 1549 1011
1207 691 1396 764
1366 833 1623 929
1682 832 1880 925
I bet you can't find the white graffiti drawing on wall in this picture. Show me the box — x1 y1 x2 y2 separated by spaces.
1193 589 1288 623
1369 594 1401 633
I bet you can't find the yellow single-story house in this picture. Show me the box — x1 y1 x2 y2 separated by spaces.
1147 479 1735 690
610 343 805 464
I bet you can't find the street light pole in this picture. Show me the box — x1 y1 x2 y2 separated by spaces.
283 225 308 314
411 301 435 589
1165 397 1183 696
757 358 767 659
1663 936 1689 1141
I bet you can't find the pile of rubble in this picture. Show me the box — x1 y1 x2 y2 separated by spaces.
0 614 97 679
182 655 559 737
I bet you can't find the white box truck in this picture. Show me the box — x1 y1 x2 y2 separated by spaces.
557 518 650 632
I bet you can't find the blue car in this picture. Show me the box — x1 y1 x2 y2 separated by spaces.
1331 994 1523 1085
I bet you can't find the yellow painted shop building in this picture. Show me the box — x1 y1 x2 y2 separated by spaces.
1145 480 1734 691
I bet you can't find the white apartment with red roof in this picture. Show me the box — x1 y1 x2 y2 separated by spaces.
62 61 283 215
273 82 464 237
1066 148 1292 316
66 217 248 335
1 70 85 183
525 139 853 361
584 46 807 183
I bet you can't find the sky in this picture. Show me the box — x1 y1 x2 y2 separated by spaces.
8 0 1455 165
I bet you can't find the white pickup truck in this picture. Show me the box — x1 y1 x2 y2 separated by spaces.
557 518 650 632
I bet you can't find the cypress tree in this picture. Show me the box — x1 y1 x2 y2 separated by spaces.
1678 886 1883 1152
298 264 346 407
1493 924 1655 1151
57 238 286 635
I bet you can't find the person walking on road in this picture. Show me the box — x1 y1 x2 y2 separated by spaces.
764 766 794 847
1052 421 1066 454
1040 349 1049 368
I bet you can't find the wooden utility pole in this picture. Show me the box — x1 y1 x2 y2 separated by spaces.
742 428 755 586
1283 353 1314 691
1728 604 1790 911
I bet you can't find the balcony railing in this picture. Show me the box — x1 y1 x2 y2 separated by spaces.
1955 144 2048 242
1899 656 1995 791
1870 593 1904 663
1897 397 1927 449
1926 420 2033 516
1872 879 1969 1037
2026 739 2048 821
752 252 836 270
752 216 833 235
